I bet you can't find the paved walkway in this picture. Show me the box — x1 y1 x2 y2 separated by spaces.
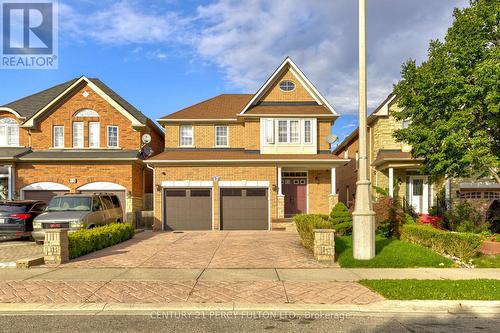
43 231 338 269
0 240 42 267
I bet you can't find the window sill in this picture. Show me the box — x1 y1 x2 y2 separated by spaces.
178 145 195 148
50 147 123 150
214 146 230 148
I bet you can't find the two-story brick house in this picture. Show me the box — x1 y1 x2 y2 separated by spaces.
0 76 164 220
333 94 499 214
148 58 348 231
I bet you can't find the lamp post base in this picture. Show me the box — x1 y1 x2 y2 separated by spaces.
352 211 376 260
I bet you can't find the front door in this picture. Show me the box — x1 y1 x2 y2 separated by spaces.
282 175 307 217
409 176 429 214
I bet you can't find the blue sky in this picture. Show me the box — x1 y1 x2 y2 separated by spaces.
0 0 468 145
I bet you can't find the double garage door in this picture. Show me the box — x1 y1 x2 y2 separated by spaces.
164 188 268 231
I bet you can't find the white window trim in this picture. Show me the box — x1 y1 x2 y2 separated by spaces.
106 125 119 148
53 125 64 148
75 108 99 118
0 118 19 147
277 119 304 144
279 80 296 92
214 125 229 147
72 122 84 148
304 120 312 144
88 122 100 148
264 119 274 144
179 125 194 147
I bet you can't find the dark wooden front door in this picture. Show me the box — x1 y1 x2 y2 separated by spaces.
282 177 307 217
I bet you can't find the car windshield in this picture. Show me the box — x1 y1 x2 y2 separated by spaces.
0 204 28 213
47 197 91 212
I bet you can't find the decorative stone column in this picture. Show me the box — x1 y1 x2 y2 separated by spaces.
43 229 69 264
328 194 339 212
313 229 336 262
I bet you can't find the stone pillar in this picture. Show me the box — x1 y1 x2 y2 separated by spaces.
313 229 336 262
43 229 69 264
328 194 339 212
277 195 285 218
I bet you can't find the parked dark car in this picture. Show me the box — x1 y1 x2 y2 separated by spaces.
0 201 47 239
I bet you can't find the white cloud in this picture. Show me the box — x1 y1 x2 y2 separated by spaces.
58 0 469 115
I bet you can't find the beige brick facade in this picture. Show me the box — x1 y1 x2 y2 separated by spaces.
261 68 315 102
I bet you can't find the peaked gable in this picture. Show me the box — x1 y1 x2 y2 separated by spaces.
240 57 337 115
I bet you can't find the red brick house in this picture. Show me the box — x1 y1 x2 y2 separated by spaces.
0 76 164 221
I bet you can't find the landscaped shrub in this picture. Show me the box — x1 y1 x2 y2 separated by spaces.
294 214 333 251
329 202 353 235
405 213 417 225
445 201 490 233
68 223 135 259
401 224 482 260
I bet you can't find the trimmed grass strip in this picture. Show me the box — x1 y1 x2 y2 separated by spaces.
360 279 500 300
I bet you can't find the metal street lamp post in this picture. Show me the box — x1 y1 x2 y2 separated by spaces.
352 0 376 260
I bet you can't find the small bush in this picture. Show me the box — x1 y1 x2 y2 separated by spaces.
329 202 353 235
405 213 417 225
445 201 489 233
68 223 135 259
294 214 333 251
401 224 482 260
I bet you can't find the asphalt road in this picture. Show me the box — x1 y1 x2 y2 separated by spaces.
0 314 498 333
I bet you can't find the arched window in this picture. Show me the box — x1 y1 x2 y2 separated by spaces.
0 117 19 146
74 109 99 117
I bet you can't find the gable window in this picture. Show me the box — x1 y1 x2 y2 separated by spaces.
0 118 19 146
53 126 64 148
180 125 193 147
89 122 100 148
304 120 312 143
107 126 119 148
279 80 295 92
75 109 99 117
215 125 228 147
72 122 84 148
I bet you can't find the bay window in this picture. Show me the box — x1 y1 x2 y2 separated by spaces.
278 120 288 143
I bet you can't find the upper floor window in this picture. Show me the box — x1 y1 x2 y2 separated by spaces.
215 125 228 147
89 122 100 148
279 80 295 92
53 126 64 148
75 109 99 117
264 119 274 144
107 126 119 148
73 122 84 148
180 125 193 147
0 117 19 146
278 120 300 143
304 120 312 144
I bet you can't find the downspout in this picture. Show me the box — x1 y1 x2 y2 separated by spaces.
146 163 160 230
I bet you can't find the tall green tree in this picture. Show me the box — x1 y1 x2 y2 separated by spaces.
393 0 500 183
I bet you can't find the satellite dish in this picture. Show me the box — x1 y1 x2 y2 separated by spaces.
326 134 338 144
142 133 152 144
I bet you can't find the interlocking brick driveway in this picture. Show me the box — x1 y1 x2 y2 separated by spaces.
0 280 383 304
0 240 42 263
47 231 337 269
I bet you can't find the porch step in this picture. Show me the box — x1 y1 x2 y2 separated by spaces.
271 218 296 232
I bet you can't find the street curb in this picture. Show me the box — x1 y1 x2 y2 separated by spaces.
0 301 498 317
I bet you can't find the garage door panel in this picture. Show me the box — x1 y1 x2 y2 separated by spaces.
221 188 268 230
23 190 69 203
164 188 212 231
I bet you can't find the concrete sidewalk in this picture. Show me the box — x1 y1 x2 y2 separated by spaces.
1 267 499 282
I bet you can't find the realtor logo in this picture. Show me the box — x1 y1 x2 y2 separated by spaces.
1 0 58 69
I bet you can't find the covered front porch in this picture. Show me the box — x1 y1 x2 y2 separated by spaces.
373 150 432 214
276 165 340 219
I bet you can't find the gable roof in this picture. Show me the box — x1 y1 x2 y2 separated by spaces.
1 76 154 129
332 94 397 155
159 94 253 121
240 57 338 115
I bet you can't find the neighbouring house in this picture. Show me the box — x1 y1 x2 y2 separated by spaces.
147 57 349 231
0 76 164 221
333 94 499 214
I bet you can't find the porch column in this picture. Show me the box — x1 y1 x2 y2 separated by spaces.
388 167 394 198
277 167 285 219
328 167 339 212
7 165 13 200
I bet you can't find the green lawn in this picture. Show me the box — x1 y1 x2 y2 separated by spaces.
471 254 500 268
335 235 454 268
360 279 500 300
